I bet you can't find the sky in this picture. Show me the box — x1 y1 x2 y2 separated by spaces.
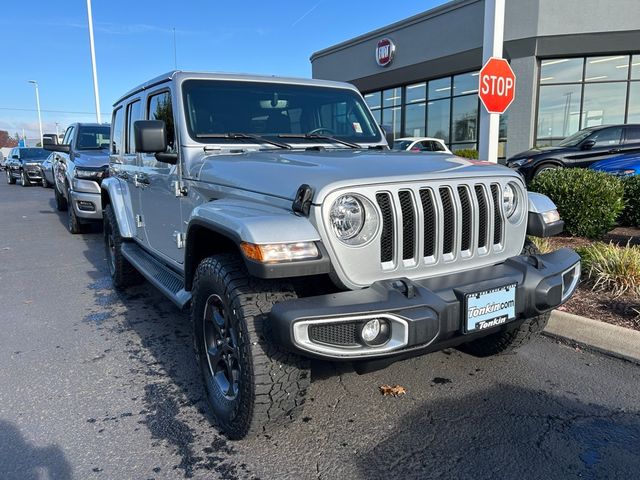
0 0 447 141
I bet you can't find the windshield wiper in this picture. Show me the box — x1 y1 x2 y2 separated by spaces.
196 132 292 150
278 133 360 149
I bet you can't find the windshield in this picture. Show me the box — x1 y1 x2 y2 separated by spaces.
76 125 110 150
182 80 382 146
392 140 412 150
20 148 48 159
557 129 594 147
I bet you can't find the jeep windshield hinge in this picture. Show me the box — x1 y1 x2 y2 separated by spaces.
174 180 188 198
173 231 186 249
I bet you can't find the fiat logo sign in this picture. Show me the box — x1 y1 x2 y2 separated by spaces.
376 38 395 67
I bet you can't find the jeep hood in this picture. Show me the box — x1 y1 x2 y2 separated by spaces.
193 150 520 203
74 150 109 168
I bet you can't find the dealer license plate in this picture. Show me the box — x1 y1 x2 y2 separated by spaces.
464 284 517 333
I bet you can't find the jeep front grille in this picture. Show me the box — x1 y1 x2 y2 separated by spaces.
320 178 526 289
374 182 505 267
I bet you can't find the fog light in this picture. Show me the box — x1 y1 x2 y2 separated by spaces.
561 263 581 301
361 319 381 343
359 318 391 346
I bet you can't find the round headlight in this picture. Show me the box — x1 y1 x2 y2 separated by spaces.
330 195 364 240
502 183 518 218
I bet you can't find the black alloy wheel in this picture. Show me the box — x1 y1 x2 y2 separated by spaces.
202 294 241 400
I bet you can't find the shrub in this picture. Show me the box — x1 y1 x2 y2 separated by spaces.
453 148 478 159
529 168 624 239
576 242 640 298
621 176 640 227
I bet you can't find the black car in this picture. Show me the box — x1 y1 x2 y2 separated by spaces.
5 147 50 187
507 124 640 182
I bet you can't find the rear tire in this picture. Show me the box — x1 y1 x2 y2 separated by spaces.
192 254 310 439
6 170 15 185
103 204 143 289
459 239 550 357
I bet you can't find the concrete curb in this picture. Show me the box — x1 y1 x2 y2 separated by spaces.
544 310 640 364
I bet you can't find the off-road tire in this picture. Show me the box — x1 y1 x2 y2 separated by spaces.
20 170 30 187
459 239 550 357
54 186 68 211
67 204 84 234
192 254 310 440
6 169 15 185
103 204 143 289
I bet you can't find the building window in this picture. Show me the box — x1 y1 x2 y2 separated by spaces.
536 54 640 146
361 70 481 152
426 98 450 143
451 95 478 145
404 102 425 137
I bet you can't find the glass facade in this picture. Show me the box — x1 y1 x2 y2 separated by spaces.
536 54 640 146
365 70 483 153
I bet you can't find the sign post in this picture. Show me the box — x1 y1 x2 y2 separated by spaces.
478 0 507 163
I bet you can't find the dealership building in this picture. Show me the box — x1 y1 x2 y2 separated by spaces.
311 0 640 158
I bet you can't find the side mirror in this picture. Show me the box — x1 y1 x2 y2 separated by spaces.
380 124 394 146
134 120 177 164
134 120 167 153
581 140 596 150
44 144 70 153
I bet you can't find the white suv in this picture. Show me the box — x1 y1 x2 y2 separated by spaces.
393 136 451 153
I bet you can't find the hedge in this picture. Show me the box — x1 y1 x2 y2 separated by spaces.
529 168 624 239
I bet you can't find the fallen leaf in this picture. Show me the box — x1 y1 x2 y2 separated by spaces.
379 384 407 397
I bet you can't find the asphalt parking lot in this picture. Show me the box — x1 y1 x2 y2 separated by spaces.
1 179 639 480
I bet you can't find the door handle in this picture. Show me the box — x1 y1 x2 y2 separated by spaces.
133 174 150 188
608 148 620 153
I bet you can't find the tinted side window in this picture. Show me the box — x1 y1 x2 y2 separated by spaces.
148 91 176 152
111 107 124 154
624 126 640 144
590 127 622 147
126 101 141 154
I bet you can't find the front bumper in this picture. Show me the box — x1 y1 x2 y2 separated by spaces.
70 189 103 220
270 248 581 360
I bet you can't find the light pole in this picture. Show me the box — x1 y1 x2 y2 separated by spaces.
28 80 43 146
86 0 101 123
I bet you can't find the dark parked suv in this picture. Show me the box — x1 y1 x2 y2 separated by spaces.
5 147 50 186
507 124 640 182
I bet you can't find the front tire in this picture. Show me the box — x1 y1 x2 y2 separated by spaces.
534 163 559 178
20 170 30 187
42 176 50 188
6 169 15 185
459 239 550 357
103 204 143 289
54 186 68 211
192 254 310 439
67 204 84 234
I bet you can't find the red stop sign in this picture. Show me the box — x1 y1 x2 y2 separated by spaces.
478 57 516 114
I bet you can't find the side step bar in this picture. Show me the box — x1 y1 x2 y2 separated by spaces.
121 242 191 309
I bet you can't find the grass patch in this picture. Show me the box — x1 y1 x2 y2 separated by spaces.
528 236 554 254
576 242 640 298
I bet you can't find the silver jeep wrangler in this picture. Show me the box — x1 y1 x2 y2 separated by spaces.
102 71 580 439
